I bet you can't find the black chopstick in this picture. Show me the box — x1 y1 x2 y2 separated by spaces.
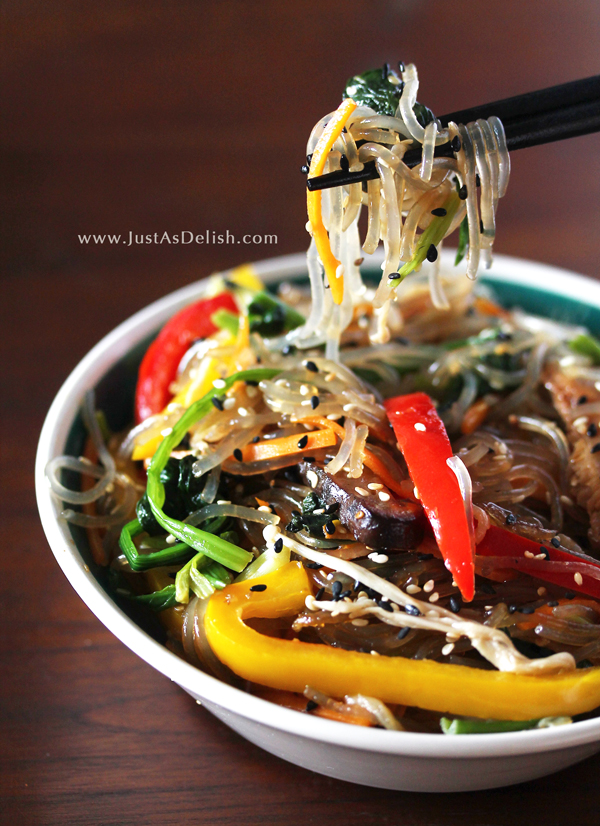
306 75 600 191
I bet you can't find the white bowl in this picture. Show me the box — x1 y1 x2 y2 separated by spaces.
36 249 600 792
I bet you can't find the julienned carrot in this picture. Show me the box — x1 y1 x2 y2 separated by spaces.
240 428 336 463
461 398 490 435
298 415 408 498
517 597 600 631
307 98 357 305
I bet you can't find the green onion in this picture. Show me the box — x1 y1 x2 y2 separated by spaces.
211 308 240 336
392 191 461 283
440 716 571 734
144 367 281 572
134 584 178 612
454 215 469 266
570 333 600 365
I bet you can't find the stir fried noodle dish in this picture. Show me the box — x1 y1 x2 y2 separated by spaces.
47 63 600 734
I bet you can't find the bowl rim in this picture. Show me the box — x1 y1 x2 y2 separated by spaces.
35 248 600 759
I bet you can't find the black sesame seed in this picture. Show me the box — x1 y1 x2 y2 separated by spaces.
252 435 261 443
564 591 576 599
431 207 447 217
458 184 468 200
306 153 313 165
505 513 517 525
245 379 259 386
340 154 349 173
297 435 309 449
304 561 321 569
426 244 438 263
250 584 267 592
353 580 362 591
449 597 461 613
274 538 283 554
397 626 410 640
304 456 316 463
339 590 352 600
387 271 402 280
382 62 390 80
539 546 551 560
305 360 318 373
325 521 336 535
550 536 561 548
282 344 296 356
592 443 600 454
479 219 484 234
233 448 243 461
508 605 518 614
398 61 405 73
520 606 535 615
378 599 394 612
405 604 421 616
315 587 325 601
306 700 318 712
588 423 598 438
301 164 309 174
211 396 224 411
578 395 588 405
325 503 339 514
475 174 481 187
310 395 320 410
332 580 343 598
418 553 434 561
450 136 461 153
324 457 332 464
547 600 559 607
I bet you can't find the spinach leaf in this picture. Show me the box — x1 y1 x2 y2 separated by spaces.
344 66 435 127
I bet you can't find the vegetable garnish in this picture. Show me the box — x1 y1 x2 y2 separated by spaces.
134 292 238 423
120 367 282 573
384 392 475 601
570 332 600 365
439 716 572 735
307 97 357 305
239 428 336 463
477 526 600 600
205 562 600 720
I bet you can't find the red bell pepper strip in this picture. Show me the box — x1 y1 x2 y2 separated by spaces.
384 392 475 601
134 292 238 423
477 525 600 600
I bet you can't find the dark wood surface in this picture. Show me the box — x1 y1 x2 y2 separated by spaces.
3 2 600 824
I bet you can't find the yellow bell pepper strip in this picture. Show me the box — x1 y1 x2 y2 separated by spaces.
205 562 600 720
384 392 475 602
239 428 336 463
307 98 357 305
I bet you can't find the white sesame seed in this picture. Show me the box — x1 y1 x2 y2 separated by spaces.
429 592 440 603
300 384 310 396
336 264 344 279
355 487 370 496
368 483 383 490
370 649 380 656
237 407 249 417
306 470 318 489
325 372 337 382
351 618 369 627
355 510 365 519
534 553 547 560
446 632 460 642
537 587 547 596
406 584 421 595
223 398 236 410
368 552 389 563
524 551 535 558
313 508 324 515
574 572 583 585
213 378 226 389
343 404 355 412
414 422 426 432
165 535 177 545
560 495 574 507
301 399 312 406
217 499 231 505
246 386 258 398
442 643 455 656
423 579 435 593
258 505 272 513
327 413 341 420
573 416 588 433
160 427 173 437
413 488 420 500
378 491 391 502
484 605 493 611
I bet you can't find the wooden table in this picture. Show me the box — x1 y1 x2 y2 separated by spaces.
3 2 600 823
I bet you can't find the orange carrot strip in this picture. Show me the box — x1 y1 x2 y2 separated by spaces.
307 98 357 305
461 398 490 435
240 428 336 463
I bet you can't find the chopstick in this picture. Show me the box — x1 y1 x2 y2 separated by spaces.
306 75 600 191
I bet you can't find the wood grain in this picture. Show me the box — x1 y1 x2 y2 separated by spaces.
3 1 600 824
